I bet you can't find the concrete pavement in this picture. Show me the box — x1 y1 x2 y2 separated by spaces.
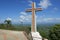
0 29 28 40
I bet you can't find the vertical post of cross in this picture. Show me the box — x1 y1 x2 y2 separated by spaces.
32 2 36 32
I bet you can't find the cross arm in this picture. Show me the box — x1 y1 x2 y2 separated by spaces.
35 8 42 12
25 9 32 12
25 8 42 12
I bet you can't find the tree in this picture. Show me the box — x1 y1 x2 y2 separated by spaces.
4 20 11 24
49 24 60 40
0 23 5 29
4 20 12 28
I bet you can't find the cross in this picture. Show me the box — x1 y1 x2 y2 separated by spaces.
25 2 42 32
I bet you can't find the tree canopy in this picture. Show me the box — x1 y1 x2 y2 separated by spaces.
49 24 60 40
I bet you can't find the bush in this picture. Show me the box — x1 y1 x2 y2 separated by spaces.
49 24 60 40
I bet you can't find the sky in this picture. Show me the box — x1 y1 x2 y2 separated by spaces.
0 0 60 24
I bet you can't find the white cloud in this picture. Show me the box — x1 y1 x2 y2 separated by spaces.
20 12 31 22
19 12 32 22
37 16 60 23
19 19 24 22
20 15 25 19
43 18 54 21
38 0 52 9
0 19 4 23
6 17 12 21
12 19 19 23
20 12 27 15
37 17 54 22
28 0 32 6
55 18 60 20
39 15 46 18
19 11 60 23
19 11 39 23
28 0 32 3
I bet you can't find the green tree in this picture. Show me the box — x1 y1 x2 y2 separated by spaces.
4 20 11 24
0 23 5 29
4 20 12 28
49 24 60 40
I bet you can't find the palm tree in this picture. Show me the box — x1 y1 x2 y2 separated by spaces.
4 20 11 24
4 19 11 28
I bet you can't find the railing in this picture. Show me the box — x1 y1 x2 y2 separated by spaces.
23 31 30 40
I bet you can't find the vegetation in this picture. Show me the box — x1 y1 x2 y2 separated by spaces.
49 24 60 40
0 20 60 40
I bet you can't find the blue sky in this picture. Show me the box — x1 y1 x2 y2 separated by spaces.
0 0 60 24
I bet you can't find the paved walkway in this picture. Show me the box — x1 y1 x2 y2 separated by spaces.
0 29 28 40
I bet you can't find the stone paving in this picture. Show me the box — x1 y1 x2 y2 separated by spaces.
0 29 28 40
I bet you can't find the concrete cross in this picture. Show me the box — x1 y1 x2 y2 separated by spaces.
26 2 42 32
